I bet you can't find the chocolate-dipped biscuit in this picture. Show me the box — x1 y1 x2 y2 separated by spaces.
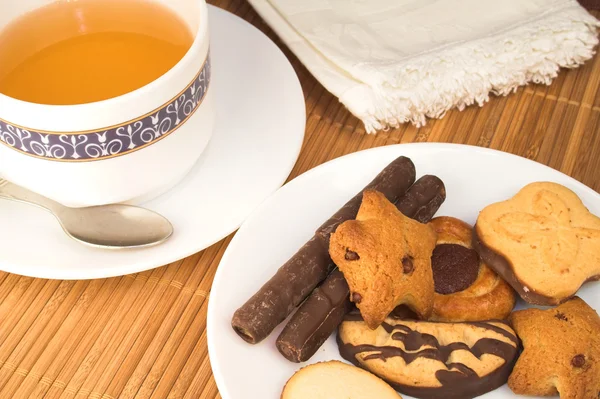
473 182 600 306
276 175 445 362
338 313 520 399
231 156 416 344
472 228 552 305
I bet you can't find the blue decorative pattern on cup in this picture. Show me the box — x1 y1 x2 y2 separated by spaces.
0 55 211 162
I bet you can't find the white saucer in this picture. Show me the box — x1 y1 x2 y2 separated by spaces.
207 143 600 399
0 6 305 280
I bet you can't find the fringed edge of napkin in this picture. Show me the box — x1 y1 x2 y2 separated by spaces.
340 4 600 133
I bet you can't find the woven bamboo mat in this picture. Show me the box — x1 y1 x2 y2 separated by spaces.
0 1 599 398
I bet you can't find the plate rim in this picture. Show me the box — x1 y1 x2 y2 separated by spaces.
207 142 600 399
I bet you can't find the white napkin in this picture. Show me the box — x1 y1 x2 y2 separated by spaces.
248 0 600 132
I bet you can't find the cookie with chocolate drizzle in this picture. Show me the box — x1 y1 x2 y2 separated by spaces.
337 311 519 399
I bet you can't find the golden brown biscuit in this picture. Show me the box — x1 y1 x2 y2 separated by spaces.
281 360 401 399
474 182 600 305
329 190 437 329
429 216 516 322
508 297 600 398
337 312 519 399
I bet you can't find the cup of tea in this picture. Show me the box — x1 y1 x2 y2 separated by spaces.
0 0 215 207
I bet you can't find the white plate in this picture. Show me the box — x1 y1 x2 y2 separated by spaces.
0 6 305 280
208 143 600 399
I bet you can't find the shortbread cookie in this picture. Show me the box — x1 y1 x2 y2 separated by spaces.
281 360 401 399
429 216 516 322
474 182 600 305
338 313 519 399
508 297 600 399
329 190 437 329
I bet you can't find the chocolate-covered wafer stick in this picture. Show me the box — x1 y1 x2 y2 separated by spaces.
276 269 353 362
231 156 416 344
276 175 446 362
395 175 446 223
316 157 417 243
232 237 334 344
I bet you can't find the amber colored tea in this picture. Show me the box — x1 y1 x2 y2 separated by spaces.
0 0 194 105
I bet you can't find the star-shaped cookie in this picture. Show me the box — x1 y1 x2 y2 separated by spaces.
508 297 600 399
329 190 436 329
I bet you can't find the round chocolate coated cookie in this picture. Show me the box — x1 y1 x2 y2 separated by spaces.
428 216 516 322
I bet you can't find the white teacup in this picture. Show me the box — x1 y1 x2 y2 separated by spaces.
0 0 214 207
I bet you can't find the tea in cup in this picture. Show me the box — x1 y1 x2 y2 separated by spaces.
0 0 214 207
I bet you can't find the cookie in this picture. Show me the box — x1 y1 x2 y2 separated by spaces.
338 312 519 399
508 297 600 399
281 360 401 399
329 190 437 329
474 182 600 305
429 216 516 322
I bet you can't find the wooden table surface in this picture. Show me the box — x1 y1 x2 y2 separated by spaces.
1 1 599 398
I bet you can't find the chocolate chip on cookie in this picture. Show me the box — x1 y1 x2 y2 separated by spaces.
571 354 586 368
555 312 569 321
345 249 360 261
402 256 414 274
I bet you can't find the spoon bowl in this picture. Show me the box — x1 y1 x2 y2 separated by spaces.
55 204 173 248
0 178 173 249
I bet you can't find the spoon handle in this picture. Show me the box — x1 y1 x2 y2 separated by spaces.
0 180 66 214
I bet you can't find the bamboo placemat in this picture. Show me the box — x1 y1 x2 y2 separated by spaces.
1 1 600 398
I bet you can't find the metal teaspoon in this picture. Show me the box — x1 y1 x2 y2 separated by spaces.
0 178 173 249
